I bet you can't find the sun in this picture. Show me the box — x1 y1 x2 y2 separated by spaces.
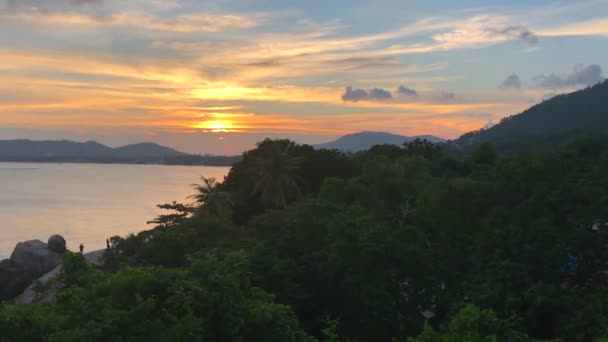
194 120 233 132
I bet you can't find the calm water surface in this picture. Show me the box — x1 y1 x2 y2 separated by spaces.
0 163 230 259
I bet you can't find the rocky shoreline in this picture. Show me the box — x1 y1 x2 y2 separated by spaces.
0 235 67 301
15 249 105 305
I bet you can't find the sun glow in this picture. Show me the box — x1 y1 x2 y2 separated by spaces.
194 119 234 132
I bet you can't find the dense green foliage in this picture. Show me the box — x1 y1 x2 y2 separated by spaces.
1 251 311 341
3 133 608 341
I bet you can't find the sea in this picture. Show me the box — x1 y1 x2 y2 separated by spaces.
0 162 230 259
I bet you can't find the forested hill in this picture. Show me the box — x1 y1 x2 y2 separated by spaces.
113 142 185 158
0 140 240 166
0 140 184 159
316 131 444 152
453 80 608 153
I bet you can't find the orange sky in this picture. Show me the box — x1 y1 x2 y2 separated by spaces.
0 0 606 153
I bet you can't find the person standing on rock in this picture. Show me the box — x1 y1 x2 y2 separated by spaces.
106 239 110 250
79 243 84 254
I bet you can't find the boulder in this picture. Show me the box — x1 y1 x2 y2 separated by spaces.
16 264 63 304
10 240 63 277
47 235 67 253
0 259 32 300
1 239 64 301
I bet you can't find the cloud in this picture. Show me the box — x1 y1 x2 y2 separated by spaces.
6 0 104 9
2 0 262 33
341 86 369 102
499 74 522 90
330 56 401 71
534 64 604 88
244 60 283 68
438 91 456 101
424 16 540 53
485 26 538 45
369 88 392 100
538 17 608 37
341 85 461 103
341 86 392 102
397 86 418 97
1 10 260 33
68 0 103 4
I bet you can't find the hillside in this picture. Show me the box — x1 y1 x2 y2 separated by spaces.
113 143 184 158
0 140 113 158
0 140 184 163
453 80 608 153
0 139 242 166
315 131 445 152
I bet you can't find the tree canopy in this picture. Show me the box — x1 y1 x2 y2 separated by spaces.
3 133 608 341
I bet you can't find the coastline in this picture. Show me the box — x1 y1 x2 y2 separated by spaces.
0 160 236 168
0 162 231 259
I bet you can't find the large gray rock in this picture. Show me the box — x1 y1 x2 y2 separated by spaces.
16 264 63 304
0 259 31 300
1 239 65 301
10 240 63 275
47 235 67 253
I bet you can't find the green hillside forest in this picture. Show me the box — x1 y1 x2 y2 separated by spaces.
453 81 608 155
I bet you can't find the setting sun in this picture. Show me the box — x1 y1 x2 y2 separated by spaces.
194 120 234 132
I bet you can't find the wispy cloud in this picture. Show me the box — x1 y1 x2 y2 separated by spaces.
5 0 106 9
374 15 540 56
537 17 608 37
397 86 418 97
437 91 457 102
0 7 262 32
499 74 522 90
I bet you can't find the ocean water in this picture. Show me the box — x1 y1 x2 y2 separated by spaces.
0 162 230 259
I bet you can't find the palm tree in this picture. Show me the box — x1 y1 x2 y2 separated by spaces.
190 177 233 216
251 139 303 208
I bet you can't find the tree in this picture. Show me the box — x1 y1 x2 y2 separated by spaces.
404 138 442 160
0 251 313 341
410 305 530 341
325 206 430 340
251 139 303 208
147 201 193 228
472 143 497 165
190 177 233 216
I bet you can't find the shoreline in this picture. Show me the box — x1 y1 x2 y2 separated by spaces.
0 160 234 168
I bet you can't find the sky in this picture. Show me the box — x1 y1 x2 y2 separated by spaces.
0 0 607 154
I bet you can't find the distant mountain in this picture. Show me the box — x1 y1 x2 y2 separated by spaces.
452 80 608 154
0 139 113 158
114 143 184 158
0 139 242 166
315 131 445 152
0 139 184 163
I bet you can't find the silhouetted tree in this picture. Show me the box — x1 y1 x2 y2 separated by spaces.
251 139 303 208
